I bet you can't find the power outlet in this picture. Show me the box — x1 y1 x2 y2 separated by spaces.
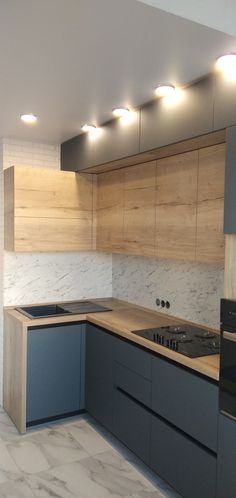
156 298 170 309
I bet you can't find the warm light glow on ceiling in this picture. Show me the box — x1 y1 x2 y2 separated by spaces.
81 124 97 133
155 84 176 98
216 54 236 80
20 114 37 124
112 107 130 118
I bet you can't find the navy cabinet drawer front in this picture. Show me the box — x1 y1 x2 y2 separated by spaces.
27 324 83 423
150 415 216 498
151 356 218 451
114 362 151 407
114 339 151 379
113 388 151 465
217 414 236 498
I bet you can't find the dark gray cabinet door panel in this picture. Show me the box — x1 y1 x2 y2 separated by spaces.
224 126 236 233
61 111 140 172
85 324 116 432
114 338 151 379
140 76 214 153
150 415 217 498
114 362 151 407
214 76 236 130
217 414 236 498
27 323 85 423
113 388 151 465
151 356 218 451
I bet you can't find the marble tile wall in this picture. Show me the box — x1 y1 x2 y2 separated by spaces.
112 254 224 329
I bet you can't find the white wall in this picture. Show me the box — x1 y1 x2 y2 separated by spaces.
112 254 224 329
0 138 112 404
137 0 236 37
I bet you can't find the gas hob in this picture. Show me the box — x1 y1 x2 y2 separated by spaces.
132 324 220 358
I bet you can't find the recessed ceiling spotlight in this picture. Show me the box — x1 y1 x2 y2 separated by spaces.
112 107 130 118
155 84 176 98
81 124 97 133
20 113 37 124
216 53 236 79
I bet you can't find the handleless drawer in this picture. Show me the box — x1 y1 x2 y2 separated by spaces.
150 415 217 498
114 338 151 379
151 356 218 451
114 362 151 407
113 388 151 465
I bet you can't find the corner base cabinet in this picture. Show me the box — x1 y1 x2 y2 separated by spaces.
27 323 85 425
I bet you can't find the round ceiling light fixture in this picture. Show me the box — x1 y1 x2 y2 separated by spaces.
112 107 130 118
154 84 176 98
216 53 236 79
81 124 97 133
20 113 38 124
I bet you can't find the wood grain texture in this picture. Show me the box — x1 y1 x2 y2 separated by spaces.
123 162 156 256
82 129 226 174
4 167 15 250
3 311 27 433
155 151 198 261
96 169 124 252
196 144 225 263
4 166 94 252
224 234 236 299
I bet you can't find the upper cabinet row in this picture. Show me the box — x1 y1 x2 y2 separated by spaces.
4 142 225 263
96 143 225 263
4 166 95 252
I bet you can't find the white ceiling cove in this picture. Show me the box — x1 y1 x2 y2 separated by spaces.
0 0 236 143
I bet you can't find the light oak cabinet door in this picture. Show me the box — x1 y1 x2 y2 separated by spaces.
196 144 225 263
155 151 198 261
4 166 94 252
123 162 156 256
96 169 124 252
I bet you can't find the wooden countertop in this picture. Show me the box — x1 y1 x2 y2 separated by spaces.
5 298 220 381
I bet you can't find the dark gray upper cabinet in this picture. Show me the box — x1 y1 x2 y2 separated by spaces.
61 111 140 171
27 323 85 424
140 76 214 152
214 75 236 130
224 126 236 233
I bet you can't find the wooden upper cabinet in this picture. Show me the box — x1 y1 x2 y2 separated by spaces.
196 144 225 263
156 151 198 261
4 166 94 252
96 169 124 252
123 162 156 256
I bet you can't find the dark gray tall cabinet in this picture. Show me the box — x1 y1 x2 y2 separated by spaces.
217 414 236 498
27 323 85 424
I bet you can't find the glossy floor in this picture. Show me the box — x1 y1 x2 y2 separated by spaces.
0 408 181 498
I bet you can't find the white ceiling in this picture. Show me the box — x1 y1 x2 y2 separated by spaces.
0 0 236 144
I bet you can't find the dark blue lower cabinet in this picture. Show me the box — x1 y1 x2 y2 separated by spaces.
217 414 236 498
150 415 217 498
85 324 116 432
113 388 151 465
26 323 85 425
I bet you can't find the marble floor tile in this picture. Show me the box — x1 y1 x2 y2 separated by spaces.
55 419 113 456
0 412 21 443
6 427 88 474
0 439 21 484
0 476 36 498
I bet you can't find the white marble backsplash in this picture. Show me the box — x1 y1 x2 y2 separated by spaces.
112 254 224 329
4 252 112 306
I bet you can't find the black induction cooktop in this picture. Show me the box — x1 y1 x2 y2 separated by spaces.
132 324 220 358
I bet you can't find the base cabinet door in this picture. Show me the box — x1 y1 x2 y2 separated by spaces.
150 415 217 498
27 323 85 425
113 388 151 465
217 414 236 498
85 324 115 432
